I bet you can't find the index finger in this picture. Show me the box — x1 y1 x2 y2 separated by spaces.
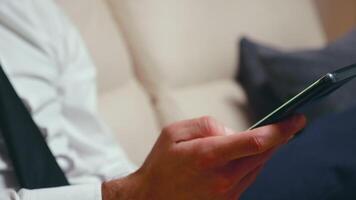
201 114 306 164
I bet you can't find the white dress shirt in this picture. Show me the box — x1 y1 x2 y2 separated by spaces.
0 0 136 199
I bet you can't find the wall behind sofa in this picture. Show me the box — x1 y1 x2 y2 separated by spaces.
316 0 356 41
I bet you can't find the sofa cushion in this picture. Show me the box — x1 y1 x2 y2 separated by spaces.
98 80 159 164
108 0 325 88
107 0 325 128
56 0 160 165
56 0 133 93
242 106 356 200
237 38 282 120
170 79 250 131
237 29 356 122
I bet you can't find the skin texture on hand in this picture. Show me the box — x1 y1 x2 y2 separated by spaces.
102 114 306 200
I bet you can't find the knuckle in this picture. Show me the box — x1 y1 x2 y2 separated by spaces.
248 134 264 153
161 125 175 140
201 116 216 126
161 126 171 135
199 116 219 136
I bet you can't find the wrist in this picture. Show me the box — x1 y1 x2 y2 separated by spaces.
101 171 146 200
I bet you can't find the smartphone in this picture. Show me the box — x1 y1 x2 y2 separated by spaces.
248 63 356 130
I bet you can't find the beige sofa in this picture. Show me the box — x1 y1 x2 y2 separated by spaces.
56 0 326 165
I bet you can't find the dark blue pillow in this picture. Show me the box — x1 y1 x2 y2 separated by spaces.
237 29 356 122
241 106 356 200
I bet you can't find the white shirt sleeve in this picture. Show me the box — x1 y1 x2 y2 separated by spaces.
2 184 101 200
0 0 137 199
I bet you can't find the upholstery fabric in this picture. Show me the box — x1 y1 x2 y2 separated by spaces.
107 0 326 129
237 29 356 122
170 79 250 131
56 0 160 165
241 106 356 200
55 0 326 162
108 0 325 88
98 80 159 165
56 0 132 92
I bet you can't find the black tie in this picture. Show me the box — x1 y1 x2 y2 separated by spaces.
0 65 69 189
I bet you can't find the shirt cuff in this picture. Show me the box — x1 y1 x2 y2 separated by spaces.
18 183 102 200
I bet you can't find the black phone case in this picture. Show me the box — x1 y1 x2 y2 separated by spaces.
249 63 356 130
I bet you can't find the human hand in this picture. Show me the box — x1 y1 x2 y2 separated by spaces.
103 114 306 200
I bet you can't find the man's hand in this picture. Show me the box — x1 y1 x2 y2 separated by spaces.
102 115 306 200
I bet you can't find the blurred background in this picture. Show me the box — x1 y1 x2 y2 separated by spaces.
57 0 356 165
316 0 356 41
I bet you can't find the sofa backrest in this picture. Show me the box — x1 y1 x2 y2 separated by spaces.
56 0 160 165
54 0 327 163
108 0 326 89
56 0 133 93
